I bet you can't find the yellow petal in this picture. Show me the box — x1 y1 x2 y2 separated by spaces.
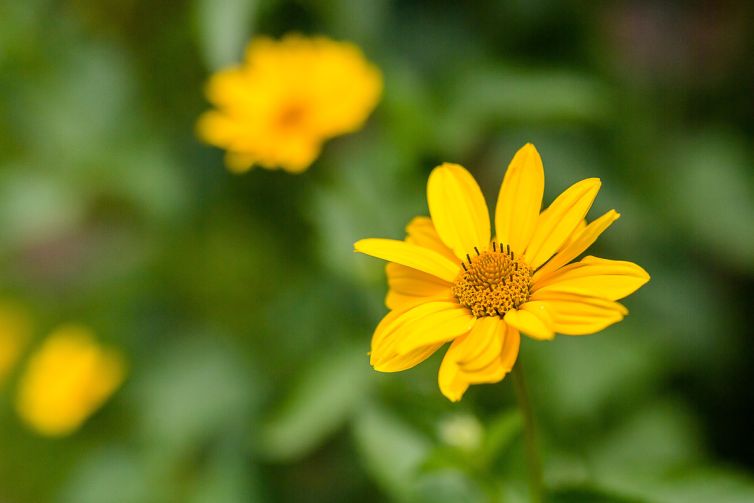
370 301 474 371
438 320 503 401
276 138 322 173
204 67 252 107
534 256 650 301
438 357 468 402
528 291 627 335
427 163 491 260
385 290 448 311
495 143 545 255
524 178 601 270
562 218 587 249
196 110 238 145
500 324 521 371
374 341 445 373
385 263 453 310
438 318 519 402
384 217 458 309
453 317 504 372
532 210 620 283
394 305 475 354
225 151 258 173
504 306 554 340
354 238 461 283
15 325 126 437
404 217 458 262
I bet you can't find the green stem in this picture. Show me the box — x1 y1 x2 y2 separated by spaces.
511 362 544 503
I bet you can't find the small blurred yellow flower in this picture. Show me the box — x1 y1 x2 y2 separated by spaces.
0 302 31 387
197 35 383 174
16 325 126 437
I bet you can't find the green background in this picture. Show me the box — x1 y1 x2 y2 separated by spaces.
1 0 753 501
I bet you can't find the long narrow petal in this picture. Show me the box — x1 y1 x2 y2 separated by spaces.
395 304 475 353
370 301 474 371
404 217 458 262
451 317 504 372
500 324 521 370
385 263 453 310
532 210 620 283
373 342 445 373
355 238 461 283
504 306 554 340
437 355 468 402
495 143 545 255
534 256 650 301
562 218 587 249
527 291 627 335
524 178 601 270
438 317 514 401
370 308 442 372
427 163 491 259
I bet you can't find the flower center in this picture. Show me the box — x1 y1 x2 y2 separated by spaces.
276 103 307 130
452 244 532 318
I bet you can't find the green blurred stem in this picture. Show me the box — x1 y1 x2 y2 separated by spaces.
511 362 543 503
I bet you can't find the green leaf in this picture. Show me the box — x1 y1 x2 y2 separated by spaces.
0 168 84 251
547 486 643 503
59 448 150 503
259 345 371 462
665 131 754 272
133 336 254 456
188 440 264 503
436 67 610 154
194 0 257 70
313 133 424 288
410 470 485 503
527 326 661 424
481 409 523 466
588 400 704 494
352 405 430 498
638 467 754 503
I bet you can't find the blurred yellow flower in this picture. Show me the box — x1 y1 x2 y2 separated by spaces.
16 325 126 436
197 35 382 174
355 144 650 401
0 302 31 387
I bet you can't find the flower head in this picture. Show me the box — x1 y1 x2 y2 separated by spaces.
16 325 126 436
355 144 649 401
197 35 382 174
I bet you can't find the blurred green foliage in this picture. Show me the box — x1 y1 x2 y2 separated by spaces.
1 0 753 502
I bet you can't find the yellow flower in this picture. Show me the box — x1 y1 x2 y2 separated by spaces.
16 325 126 436
197 35 382 174
0 302 31 387
355 144 649 401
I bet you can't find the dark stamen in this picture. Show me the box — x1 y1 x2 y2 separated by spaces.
492 242 497 251
474 246 480 256
461 262 467 271
506 244 511 254
466 254 472 264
